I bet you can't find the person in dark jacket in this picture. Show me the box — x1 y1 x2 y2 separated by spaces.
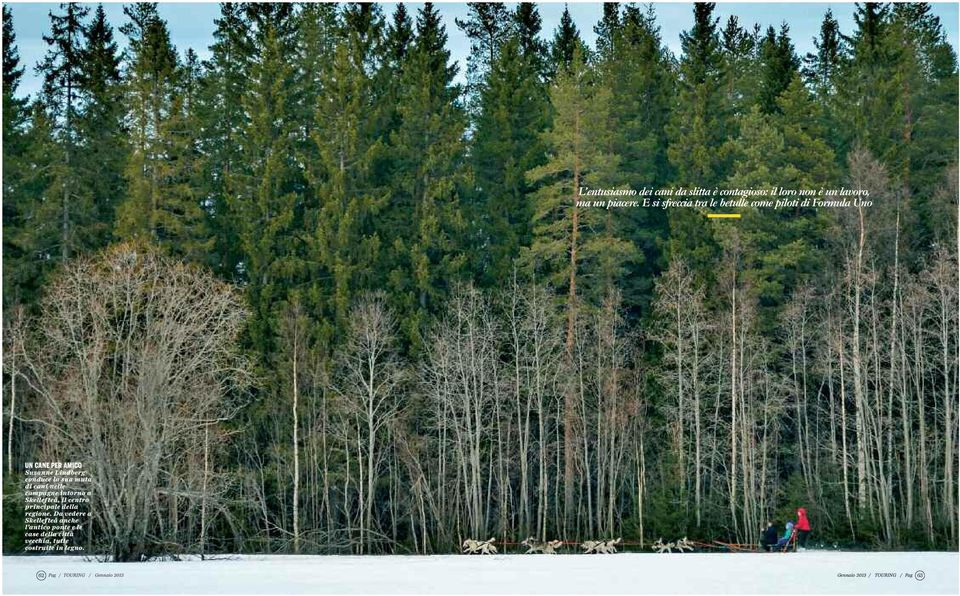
760 521 778 552
795 507 811 550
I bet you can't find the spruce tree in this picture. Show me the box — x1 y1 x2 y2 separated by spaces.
384 3 413 68
2 6 35 308
757 24 800 114
116 8 212 262
833 2 896 160
36 2 89 262
470 34 549 286
76 4 125 252
668 2 727 186
666 3 726 276
885 3 959 252
721 76 837 316
200 3 254 279
234 23 304 353
307 4 388 341
550 6 585 76
514 2 549 79
596 4 675 313
386 3 468 342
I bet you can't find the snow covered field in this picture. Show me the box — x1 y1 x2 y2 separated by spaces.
3 551 957 595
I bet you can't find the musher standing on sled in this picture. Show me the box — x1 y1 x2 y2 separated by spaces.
795 507 811 551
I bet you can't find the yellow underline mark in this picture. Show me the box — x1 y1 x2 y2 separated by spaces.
707 213 742 219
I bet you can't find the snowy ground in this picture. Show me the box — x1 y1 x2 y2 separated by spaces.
3 551 957 595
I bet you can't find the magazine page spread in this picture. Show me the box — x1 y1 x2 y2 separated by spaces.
1 2 958 595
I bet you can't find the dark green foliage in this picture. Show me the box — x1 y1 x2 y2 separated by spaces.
384 3 468 343
666 3 725 279
803 9 843 95
469 34 549 287
2 5 33 308
455 2 511 100
117 7 213 262
596 4 675 314
200 3 254 279
514 3 548 78
550 5 584 75
76 5 125 252
757 24 800 114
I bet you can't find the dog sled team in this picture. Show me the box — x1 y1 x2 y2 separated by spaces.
460 537 622 555
463 506 812 555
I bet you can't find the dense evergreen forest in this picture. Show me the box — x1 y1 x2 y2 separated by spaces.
2 2 958 560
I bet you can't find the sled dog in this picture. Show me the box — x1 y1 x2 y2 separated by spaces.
581 538 622 554
599 537 623 554
462 538 498 554
652 538 673 554
675 537 694 552
522 537 563 554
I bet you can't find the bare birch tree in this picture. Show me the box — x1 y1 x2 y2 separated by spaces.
21 244 250 561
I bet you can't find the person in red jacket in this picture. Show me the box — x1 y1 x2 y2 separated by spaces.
795 507 811 550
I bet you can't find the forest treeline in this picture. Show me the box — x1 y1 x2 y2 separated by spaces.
2 2 958 560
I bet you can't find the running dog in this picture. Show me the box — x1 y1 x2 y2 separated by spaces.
461 537 498 554
599 537 623 554
580 538 622 554
580 540 603 554
674 537 694 552
522 537 564 554
652 538 673 553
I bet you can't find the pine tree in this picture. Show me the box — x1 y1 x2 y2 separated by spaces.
455 2 511 104
803 9 843 96
720 15 761 117
593 2 621 62
526 46 635 305
525 47 635 523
